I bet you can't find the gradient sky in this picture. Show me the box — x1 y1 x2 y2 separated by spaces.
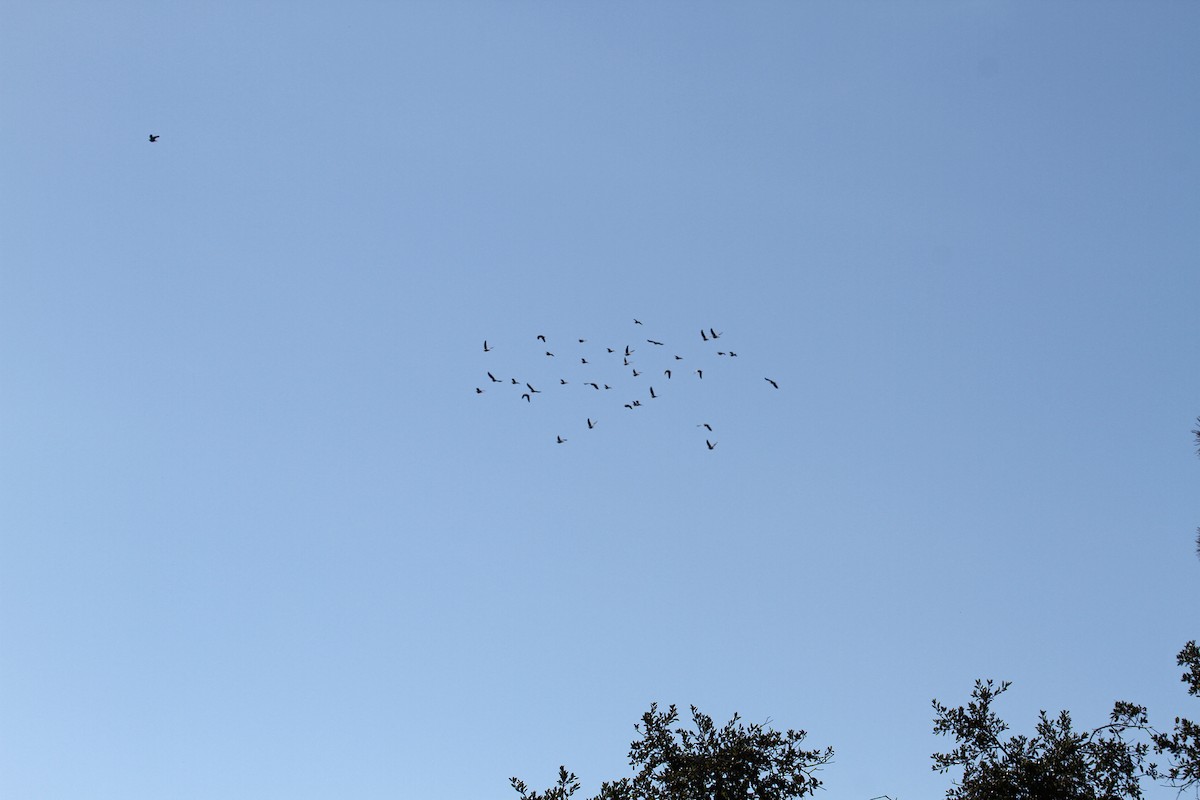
2 3 1199 799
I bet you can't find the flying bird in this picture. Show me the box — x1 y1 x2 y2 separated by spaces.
475 387 484 394
557 436 567 444
728 351 737 357
697 423 713 431
537 335 546 342
587 418 596 429
511 378 519 384
696 369 703 379
623 357 630 366
647 339 664 346
625 346 634 356
581 358 588 364
148 134 160 142
526 383 541 393
625 404 634 410
709 328 721 339
586 382 600 390
649 386 657 399
632 400 641 406
700 329 708 341
522 393 531 402
632 369 641 377
607 348 615 353
765 378 779 389
603 384 611 390
560 379 568 385
483 340 492 352
664 369 671 379
545 351 555 357
706 439 717 450
633 319 643 325
487 372 500 382
674 355 683 360
578 338 586 343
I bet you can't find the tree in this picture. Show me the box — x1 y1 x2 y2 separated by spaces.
931 679 1153 799
511 704 834 800
1149 641 1200 793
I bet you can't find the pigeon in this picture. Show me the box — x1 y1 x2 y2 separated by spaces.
625 404 634 410
511 378 519 384
624 357 630 366
765 378 779 389
483 340 492 352
632 400 641 407
148 134 160 142
706 439 717 450
728 351 737 357
625 346 634 356
607 348 615 353
603 384 611 390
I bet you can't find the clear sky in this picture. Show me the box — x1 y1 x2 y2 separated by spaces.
2 3 1198 799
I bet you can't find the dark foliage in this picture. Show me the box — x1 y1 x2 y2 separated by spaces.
511 704 833 800
932 679 1152 799
1149 641 1200 793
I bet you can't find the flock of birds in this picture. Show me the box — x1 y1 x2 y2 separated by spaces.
476 319 779 448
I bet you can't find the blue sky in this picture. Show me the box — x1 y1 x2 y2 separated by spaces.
2 3 1198 798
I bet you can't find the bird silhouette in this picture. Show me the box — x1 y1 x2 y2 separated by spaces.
632 400 641 406
633 319 643 325
647 339 664 346
475 387 484 394
710 328 721 339
603 384 611 390
706 439 717 450
483 340 492 352
522 393 531 402
557 436 567 444
560 379 568 385
586 382 600 390
545 351 555 357
623 357 630 366
587 418 596 429
649 386 657 399
697 423 713 431
148 134 160 142
674 355 683 360
537 335 546 342
625 404 634 410
700 329 708 341
578 338 586 343
632 368 641 377
664 369 671 379
607 348 615 353
729 351 737 357
696 369 703 379
487 372 500 382
765 378 779 389
526 383 541 393
581 358 588 364
625 346 634 356
511 378 519 384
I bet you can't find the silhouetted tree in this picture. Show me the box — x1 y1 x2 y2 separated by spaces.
511 704 833 800
1149 643 1200 793
931 679 1152 799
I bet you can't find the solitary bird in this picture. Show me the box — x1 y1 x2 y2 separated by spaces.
674 355 683 360
148 134 160 142
511 378 519 384
647 339 664 346
487 372 500 382
522 393 531 402
632 368 641 377
700 329 708 341
581 358 588 364
706 439 717 450
483 340 492 352
710 328 721 339
649 386 657 399
625 346 634 356
586 382 600 390
607 348 615 353
557 436 567 444
537 335 546 342
634 319 643 325
765 378 779 389
560 379 568 385
475 387 484 394
697 423 713 431
696 369 703 379
664 369 671 379
526 383 541 393
587 418 596 429
625 404 634 410
728 351 737 357
578 339 586 343
545 351 555 357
